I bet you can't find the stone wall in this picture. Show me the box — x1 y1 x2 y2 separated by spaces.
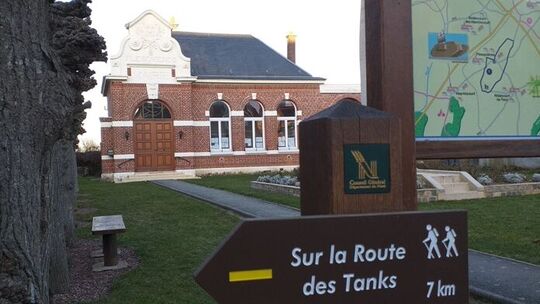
484 183 540 198
251 181 540 202
417 189 439 203
251 181 300 197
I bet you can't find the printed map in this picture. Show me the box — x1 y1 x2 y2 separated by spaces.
412 0 540 138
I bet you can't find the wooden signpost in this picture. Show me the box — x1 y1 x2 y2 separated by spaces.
195 211 468 303
299 99 406 215
363 0 417 209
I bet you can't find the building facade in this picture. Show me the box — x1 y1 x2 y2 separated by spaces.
100 11 360 182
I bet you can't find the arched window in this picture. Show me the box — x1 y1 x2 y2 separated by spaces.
134 100 171 119
209 100 231 152
244 100 265 151
277 100 297 150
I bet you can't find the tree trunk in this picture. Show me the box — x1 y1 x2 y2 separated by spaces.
48 140 77 295
0 0 105 302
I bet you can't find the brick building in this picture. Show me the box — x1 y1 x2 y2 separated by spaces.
100 10 360 182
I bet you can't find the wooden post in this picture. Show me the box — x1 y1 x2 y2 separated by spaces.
364 0 417 210
103 234 118 266
300 99 404 215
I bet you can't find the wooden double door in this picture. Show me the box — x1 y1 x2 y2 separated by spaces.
134 121 175 172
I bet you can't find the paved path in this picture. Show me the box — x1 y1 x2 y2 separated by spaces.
152 180 299 218
469 250 540 304
152 180 540 304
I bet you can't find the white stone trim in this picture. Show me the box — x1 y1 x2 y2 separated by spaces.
115 154 135 160
194 165 298 176
176 169 196 175
217 93 223 99
102 150 302 160
264 111 278 116
204 111 210 117
176 76 197 82
297 110 303 116
278 149 299 154
100 121 134 128
284 93 290 99
195 79 325 84
231 111 244 117
174 120 192 127
101 154 135 160
245 150 268 155
173 150 301 157
194 121 210 127
146 83 159 99
110 172 136 183
251 93 257 99
104 75 128 81
112 121 134 127
100 173 114 182
175 152 212 157
175 152 192 157
124 10 172 31
320 84 361 93
173 120 210 127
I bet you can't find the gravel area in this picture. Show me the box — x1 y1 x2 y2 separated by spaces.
53 239 139 304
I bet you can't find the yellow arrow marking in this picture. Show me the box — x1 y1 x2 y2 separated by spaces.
229 269 273 283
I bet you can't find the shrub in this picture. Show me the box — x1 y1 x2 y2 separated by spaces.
503 173 526 183
257 174 299 186
76 151 101 176
477 174 493 185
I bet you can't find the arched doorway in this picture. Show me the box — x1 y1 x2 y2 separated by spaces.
133 100 175 172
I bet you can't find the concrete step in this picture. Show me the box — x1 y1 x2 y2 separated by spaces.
431 174 463 184
442 191 485 201
440 182 471 193
120 172 198 183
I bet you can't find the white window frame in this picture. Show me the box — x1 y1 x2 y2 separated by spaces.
209 101 232 153
277 117 298 150
244 117 265 152
244 100 266 152
277 101 298 151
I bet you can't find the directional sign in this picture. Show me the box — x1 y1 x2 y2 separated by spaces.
195 211 468 303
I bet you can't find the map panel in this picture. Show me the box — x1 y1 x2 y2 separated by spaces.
412 0 540 139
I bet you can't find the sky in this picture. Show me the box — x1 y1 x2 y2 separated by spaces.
80 0 361 145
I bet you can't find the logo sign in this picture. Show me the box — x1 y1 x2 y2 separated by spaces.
195 211 468 304
344 144 390 194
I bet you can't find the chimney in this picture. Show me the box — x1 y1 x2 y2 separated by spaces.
286 32 296 63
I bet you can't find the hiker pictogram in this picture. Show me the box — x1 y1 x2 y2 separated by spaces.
442 226 459 257
423 224 442 259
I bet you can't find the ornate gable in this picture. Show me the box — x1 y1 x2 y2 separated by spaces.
109 10 192 84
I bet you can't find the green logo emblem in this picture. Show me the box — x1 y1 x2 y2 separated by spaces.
344 144 390 194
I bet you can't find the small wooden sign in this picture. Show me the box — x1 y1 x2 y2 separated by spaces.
195 211 468 304
299 99 408 215
343 144 391 194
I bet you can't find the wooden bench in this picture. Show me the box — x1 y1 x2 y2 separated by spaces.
92 215 126 270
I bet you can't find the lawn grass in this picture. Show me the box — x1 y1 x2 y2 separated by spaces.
76 177 239 304
187 173 540 265
421 196 540 265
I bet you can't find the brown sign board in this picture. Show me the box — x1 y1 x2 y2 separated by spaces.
195 211 468 303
